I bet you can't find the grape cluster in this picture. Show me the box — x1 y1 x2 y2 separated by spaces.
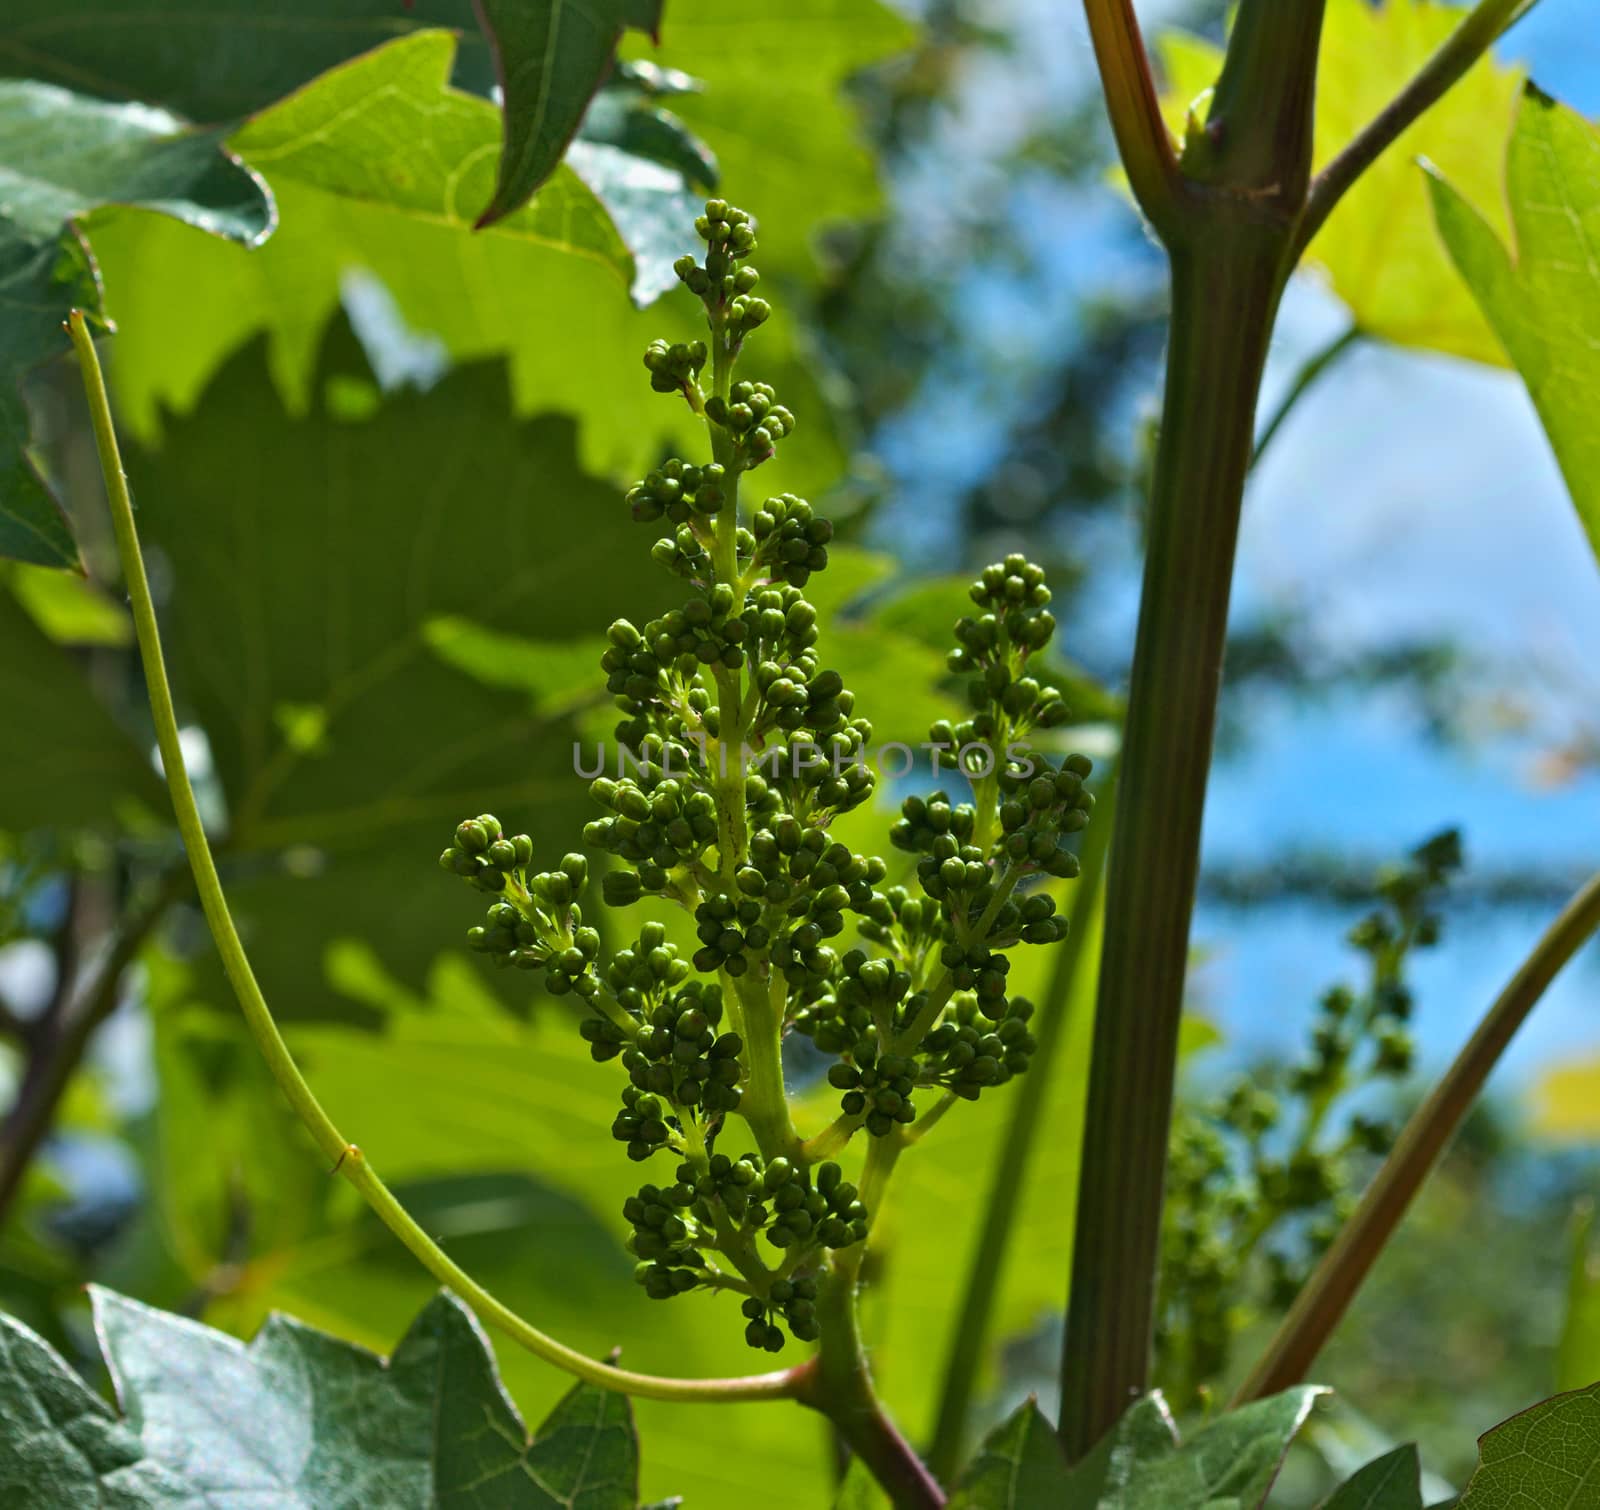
622 979 744 1114
643 337 708 396
705 381 796 468
994 756 1096 880
750 493 831 586
433 201 1105 1361
626 458 726 525
438 813 533 894
1154 828 1464 1408
922 994 1038 1101
441 821 602 995
626 1152 868 1349
584 771 718 904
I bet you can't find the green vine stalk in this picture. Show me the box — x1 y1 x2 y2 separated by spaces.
1060 0 1542 1457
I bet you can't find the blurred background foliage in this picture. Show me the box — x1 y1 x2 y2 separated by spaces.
2 0 1600 1504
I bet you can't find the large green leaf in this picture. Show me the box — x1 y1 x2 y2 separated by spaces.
0 1285 639 1506
475 0 665 228
0 0 668 231
0 80 271 566
1428 86 1600 567
948 1397 1071 1509
1155 0 1519 365
89 0 912 497
0 587 162 830
121 318 668 1010
1457 1382 1600 1507
1320 1446 1425 1510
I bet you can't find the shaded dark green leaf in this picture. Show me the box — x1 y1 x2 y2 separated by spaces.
0 80 271 565
474 0 665 228
0 0 486 123
1319 1445 1424 1510
0 587 163 830
1457 1381 1600 1509
123 316 668 1011
580 69 718 189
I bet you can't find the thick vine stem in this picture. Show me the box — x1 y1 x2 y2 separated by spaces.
1057 223 1297 1459
67 309 806 1409
1059 0 1325 1457
1234 870 1600 1404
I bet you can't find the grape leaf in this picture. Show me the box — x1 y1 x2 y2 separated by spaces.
0 80 271 566
89 0 912 498
120 316 670 1012
229 30 693 306
1456 1382 1600 1508
1060 1393 1182 1507
1428 85 1600 569
0 1286 640 1507
0 587 162 831
1320 1445 1425 1510
1154 0 1520 365
948 1397 1071 1509
474 0 665 228
951 1388 1323 1510
0 1 486 123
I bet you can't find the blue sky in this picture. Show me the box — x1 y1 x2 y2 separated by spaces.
872 0 1600 1107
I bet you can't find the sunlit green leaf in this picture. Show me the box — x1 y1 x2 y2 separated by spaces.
90 0 912 498
1428 85 1600 566
4 562 130 645
228 31 693 302
1155 0 1519 365
1456 1381 1600 1507
0 80 271 566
